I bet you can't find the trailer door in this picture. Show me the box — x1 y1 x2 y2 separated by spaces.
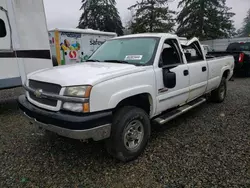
0 1 22 89
0 7 11 49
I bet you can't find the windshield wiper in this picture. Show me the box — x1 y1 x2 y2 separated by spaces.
86 59 100 62
104 60 129 64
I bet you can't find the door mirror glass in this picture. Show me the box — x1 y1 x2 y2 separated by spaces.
0 19 6 38
163 68 176 88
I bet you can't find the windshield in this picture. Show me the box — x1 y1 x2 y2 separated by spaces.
88 37 160 65
227 42 250 52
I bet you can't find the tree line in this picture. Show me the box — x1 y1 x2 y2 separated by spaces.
78 0 250 40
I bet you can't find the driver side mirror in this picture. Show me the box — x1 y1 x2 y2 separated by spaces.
163 68 176 88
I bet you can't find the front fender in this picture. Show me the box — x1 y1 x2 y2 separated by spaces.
108 85 156 116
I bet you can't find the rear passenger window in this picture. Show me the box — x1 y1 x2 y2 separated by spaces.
183 42 204 63
0 19 7 37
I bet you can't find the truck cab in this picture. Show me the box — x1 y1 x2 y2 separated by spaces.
18 33 234 162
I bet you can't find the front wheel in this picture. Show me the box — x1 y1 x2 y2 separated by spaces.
105 106 151 162
211 77 227 103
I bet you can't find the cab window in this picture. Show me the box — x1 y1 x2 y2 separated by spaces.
160 39 183 67
0 19 7 38
183 42 204 63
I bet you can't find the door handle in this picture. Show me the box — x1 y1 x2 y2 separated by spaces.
183 70 189 76
202 67 207 72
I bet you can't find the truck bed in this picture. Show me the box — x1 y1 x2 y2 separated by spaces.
207 51 241 59
208 51 249 72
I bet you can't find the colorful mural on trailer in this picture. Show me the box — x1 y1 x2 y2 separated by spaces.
60 32 82 64
49 29 116 66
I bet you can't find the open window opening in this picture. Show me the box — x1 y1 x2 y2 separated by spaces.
160 39 183 67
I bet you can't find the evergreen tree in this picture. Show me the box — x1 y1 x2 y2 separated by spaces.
78 0 124 36
177 0 235 40
239 9 250 37
128 0 175 33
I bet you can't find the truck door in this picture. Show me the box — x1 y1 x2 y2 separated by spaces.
184 39 208 101
155 39 190 114
0 2 22 89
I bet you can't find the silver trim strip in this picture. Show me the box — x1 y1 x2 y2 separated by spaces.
23 85 89 103
159 89 190 102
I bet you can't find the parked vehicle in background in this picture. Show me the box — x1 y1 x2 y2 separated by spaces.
49 28 117 66
201 37 250 51
18 33 234 162
202 45 213 55
208 42 250 76
0 0 53 89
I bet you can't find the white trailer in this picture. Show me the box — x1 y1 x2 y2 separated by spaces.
0 0 53 89
48 28 117 66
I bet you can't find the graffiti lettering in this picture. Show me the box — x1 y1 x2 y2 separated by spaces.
90 39 106 46
61 32 81 38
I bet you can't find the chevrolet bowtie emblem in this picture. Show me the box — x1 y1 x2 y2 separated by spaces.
34 89 43 98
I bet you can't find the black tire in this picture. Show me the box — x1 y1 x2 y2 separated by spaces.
211 77 227 103
105 106 151 162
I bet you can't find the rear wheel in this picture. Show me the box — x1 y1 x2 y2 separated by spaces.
211 77 227 103
105 106 151 162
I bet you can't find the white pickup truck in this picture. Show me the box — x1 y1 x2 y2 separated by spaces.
18 33 234 162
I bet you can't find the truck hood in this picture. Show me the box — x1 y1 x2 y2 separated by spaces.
28 62 145 86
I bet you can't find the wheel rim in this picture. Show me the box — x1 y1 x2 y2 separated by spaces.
219 82 226 99
123 120 144 151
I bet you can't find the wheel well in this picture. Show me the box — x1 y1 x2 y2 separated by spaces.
222 70 230 79
115 93 152 115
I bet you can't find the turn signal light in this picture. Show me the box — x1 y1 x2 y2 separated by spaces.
83 103 90 113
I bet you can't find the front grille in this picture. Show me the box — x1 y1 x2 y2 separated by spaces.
29 92 58 107
29 80 61 94
28 80 62 107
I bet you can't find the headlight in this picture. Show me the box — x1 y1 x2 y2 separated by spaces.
63 86 91 113
64 86 92 98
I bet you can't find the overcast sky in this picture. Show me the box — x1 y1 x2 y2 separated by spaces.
44 0 250 30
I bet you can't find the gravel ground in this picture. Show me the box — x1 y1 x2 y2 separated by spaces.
0 78 249 188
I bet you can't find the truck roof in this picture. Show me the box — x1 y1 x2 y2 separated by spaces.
113 33 178 39
48 28 117 36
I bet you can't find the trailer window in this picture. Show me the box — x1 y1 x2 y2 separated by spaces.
0 19 7 38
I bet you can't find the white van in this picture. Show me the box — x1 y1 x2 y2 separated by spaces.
0 0 53 89
48 28 117 66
